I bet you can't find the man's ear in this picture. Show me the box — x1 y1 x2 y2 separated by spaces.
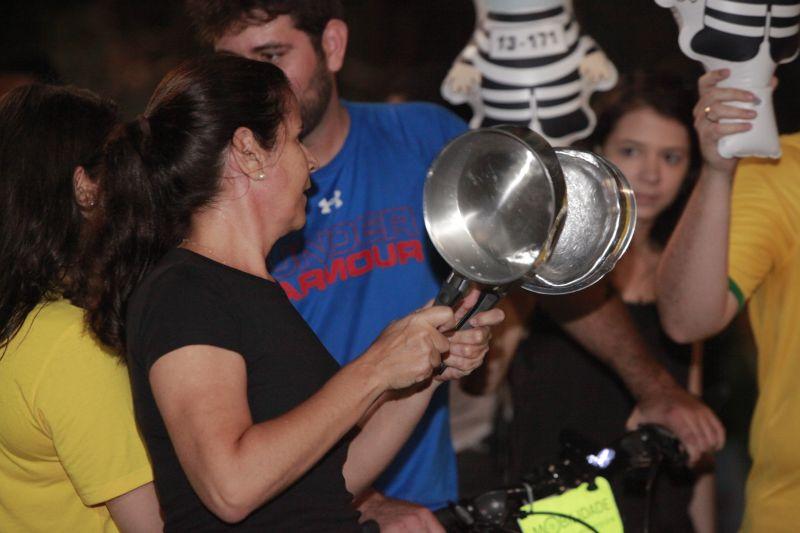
73 166 98 209
321 19 348 73
231 127 268 179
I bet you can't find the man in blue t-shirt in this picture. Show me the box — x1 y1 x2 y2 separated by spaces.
188 1 727 529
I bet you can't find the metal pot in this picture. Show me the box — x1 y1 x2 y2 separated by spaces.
520 148 636 295
423 126 566 325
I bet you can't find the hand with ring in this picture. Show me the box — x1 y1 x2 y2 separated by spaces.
694 69 758 175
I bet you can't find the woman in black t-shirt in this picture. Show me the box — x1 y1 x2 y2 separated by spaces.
84 54 500 531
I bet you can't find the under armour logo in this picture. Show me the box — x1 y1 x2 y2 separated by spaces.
318 190 343 214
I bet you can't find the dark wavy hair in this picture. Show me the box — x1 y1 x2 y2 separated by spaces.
86 53 291 355
0 84 118 349
186 0 343 50
581 71 701 247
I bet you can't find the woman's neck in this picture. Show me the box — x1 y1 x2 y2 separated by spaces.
184 208 274 280
632 219 654 249
612 224 662 304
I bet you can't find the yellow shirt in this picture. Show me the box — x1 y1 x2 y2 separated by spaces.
728 133 800 533
0 299 153 532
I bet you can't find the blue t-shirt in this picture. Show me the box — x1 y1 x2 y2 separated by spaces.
270 101 467 509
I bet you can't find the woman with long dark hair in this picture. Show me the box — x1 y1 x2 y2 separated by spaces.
0 85 162 531
86 53 497 531
506 72 724 532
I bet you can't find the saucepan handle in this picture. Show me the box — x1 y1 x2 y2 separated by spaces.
434 271 471 307
434 271 506 331
454 290 503 331
435 282 507 375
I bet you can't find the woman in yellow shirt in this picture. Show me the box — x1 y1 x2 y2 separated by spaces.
0 84 162 532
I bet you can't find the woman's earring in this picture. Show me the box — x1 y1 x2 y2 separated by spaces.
76 187 96 208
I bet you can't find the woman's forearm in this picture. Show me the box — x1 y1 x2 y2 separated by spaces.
342 381 439 497
657 165 736 342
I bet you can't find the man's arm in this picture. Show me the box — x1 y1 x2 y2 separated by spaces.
539 282 725 464
449 280 725 463
657 69 756 342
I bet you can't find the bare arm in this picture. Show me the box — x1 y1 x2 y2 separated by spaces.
657 163 740 342
343 291 504 496
540 282 670 401
343 293 505 533
657 69 756 342
540 282 725 464
106 482 163 533
150 306 452 524
343 384 438 498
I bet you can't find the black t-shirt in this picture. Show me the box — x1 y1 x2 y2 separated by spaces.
126 248 361 532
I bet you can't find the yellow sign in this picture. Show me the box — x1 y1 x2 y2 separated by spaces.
517 477 623 533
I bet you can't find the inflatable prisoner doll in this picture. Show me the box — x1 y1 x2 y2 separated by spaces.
656 0 800 158
441 0 618 146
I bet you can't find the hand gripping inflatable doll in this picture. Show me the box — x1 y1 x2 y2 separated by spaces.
656 0 800 158
441 0 618 146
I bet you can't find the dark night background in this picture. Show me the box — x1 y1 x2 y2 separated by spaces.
0 1 784 531
1 0 798 129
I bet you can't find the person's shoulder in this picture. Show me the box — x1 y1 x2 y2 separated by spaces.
738 132 800 178
377 101 463 124
22 299 96 351
31 298 84 328
348 101 467 155
28 300 120 393
350 101 465 133
136 250 221 299
127 251 231 331
780 131 800 160
733 133 800 233
5 299 99 371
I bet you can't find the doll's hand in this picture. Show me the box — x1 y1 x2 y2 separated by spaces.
579 51 615 84
441 62 481 104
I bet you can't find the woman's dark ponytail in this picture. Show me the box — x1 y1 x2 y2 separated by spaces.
85 117 186 352
86 53 291 355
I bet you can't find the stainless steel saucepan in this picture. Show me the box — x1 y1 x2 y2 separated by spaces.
423 126 566 327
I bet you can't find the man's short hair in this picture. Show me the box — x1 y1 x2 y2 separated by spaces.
186 0 344 49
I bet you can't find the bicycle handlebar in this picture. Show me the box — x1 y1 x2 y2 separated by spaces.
435 424 688 532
